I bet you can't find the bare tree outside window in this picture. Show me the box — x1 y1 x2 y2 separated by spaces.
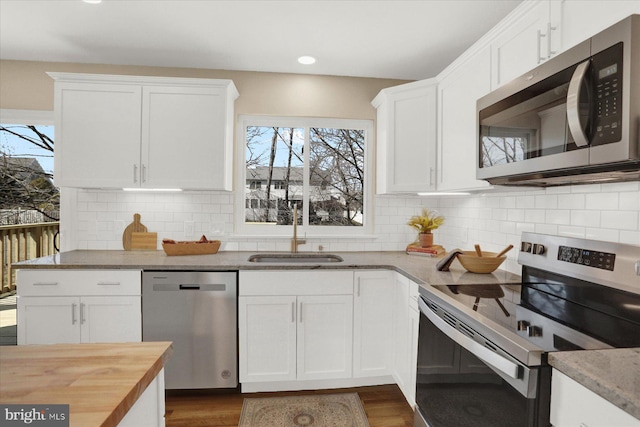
0 124 59 224
244 124 365 228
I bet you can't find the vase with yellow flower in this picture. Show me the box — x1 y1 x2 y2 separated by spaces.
407 208 445 247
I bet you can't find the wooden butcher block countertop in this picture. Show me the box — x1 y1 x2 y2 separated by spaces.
0 341 173 427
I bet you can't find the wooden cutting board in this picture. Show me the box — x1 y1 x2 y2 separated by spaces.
131 232 158 250
122 213 148 250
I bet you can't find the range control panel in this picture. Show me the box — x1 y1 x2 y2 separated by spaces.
557 245 616 271
519 232 639 295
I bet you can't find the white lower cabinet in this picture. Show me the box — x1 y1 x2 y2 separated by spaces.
17 269 142 345
550 369 640 427
238 271 354 384
353 270 395 378
238 295 297 382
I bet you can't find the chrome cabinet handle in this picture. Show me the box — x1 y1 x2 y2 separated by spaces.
33 282 58 286
72 303 77 325
133 164 138 183
419 298 520 379
567 60 591 147
537 29 547 64
97 282 121 286
299 302 303 323
429 167 435 187
291 302 295 323
547 23 557 57
142 164 147 183
80 303 86 324
357 277 361 297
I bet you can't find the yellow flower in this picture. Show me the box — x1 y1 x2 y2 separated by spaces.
407 208 444 233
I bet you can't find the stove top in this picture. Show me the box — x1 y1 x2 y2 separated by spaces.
423 233 640 363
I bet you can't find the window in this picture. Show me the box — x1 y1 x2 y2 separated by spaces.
236 116 373 236
0 110 58 225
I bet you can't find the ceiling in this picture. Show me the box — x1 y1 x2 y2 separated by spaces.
0 0 522 81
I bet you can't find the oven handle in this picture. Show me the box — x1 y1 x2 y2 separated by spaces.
419 297 521 379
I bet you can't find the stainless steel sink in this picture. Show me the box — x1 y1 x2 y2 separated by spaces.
248 253 344 263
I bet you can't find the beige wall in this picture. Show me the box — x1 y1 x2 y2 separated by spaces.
0 60 409 118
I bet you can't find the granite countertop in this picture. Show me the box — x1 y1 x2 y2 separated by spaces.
548 348 640 420
13 249 522 287
16 249 639 419
0 341 173 426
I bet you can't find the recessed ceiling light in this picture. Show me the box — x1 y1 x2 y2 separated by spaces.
298 56 316 65
83 0 102 4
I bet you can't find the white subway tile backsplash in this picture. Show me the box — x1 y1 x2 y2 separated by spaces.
557 225 586 238
601 211 639 230
61 182 639 276
558 193 585 210
585 193 618 210
524 209 545 224
585 228 619 243
570 210 601 227
534 195 558 209
545 210 570 225
620 192 640 210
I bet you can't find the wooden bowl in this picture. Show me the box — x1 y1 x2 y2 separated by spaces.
457 251 506 274
162 240 221 256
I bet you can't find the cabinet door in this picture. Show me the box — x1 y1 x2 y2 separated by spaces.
297 295 353 381
551 369 640 427
53 82 142 188
80 296 141 343
141 86 227 190
238 296 297 383
17 297 80 344
559 1 640 51
392 274 411 392
375 81 437 193
491 1 551 89
353 271 394 378
406 306 420 408
437 46 492 192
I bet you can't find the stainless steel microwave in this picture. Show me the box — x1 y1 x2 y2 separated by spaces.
477 14 640 186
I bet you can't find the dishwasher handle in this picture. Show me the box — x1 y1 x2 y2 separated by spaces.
151 283 228 291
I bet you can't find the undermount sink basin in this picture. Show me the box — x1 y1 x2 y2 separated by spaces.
248 253 344 263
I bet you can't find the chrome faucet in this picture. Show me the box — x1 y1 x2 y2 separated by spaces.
291 205 306 253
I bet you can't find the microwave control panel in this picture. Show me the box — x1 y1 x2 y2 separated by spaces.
592 42 623 146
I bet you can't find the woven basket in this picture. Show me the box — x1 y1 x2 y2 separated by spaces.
162 240 221 256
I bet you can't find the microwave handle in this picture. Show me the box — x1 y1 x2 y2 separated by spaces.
419 297 520 379
566 60 591 147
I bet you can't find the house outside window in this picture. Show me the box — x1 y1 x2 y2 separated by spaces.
236 116 373 236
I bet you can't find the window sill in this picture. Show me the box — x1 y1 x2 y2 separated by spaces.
225 234 380 241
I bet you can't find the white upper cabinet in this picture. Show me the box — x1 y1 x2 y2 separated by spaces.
372 79 438 194
437 46 492 192
50 73 238 190
559 0 640 51
491 1 558 90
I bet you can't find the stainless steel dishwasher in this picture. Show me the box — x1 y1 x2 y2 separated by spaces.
142 271 237 389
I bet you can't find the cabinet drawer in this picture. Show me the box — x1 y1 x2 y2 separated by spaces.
239 270 353 296
17 270 141 296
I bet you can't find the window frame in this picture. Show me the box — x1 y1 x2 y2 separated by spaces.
234 115 373 237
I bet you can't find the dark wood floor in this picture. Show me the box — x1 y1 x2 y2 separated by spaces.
165 384 414 427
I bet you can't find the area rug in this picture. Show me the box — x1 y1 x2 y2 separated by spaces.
238 392 370 427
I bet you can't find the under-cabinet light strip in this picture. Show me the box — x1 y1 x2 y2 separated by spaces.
122 188 183 192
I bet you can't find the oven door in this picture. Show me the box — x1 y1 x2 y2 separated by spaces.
415 297 550 427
